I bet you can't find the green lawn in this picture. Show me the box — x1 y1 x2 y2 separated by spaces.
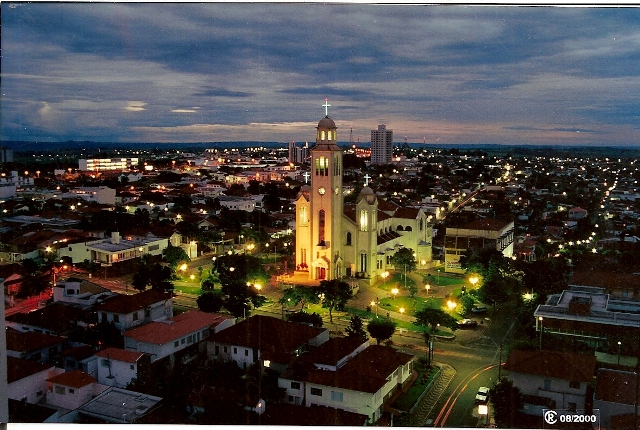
392 362 440 412
422 272 466 288
377 272 416 294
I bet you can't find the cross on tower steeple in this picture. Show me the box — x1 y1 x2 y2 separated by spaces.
303 171 310 183
364 174 371 186
322 98 331 117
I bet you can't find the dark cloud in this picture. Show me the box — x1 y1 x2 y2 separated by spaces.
2 4 640 145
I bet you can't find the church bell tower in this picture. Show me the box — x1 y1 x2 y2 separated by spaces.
306 100 344 280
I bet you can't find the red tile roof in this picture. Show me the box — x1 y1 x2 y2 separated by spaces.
6 302 92 334
6 327 66 353
595 369 638 405
95 347 145 363
46 369 96 388
7 357 54 384
394 207 420 219
303 345 413 393
124 310 231 345
503 349 596 382
210 315 326 356
94 289 172 314
303 336 367 367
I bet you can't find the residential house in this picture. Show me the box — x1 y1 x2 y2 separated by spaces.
279 339 414 424
93 289 173 332
593 368 639 429
95 347 150 388
53 277 114 307
60 345 99 377
568 207 588 220
7 357 64 404
46 370 108 412
6 302 93 336
208 315 329 372
503 349 596 415
6 327 67 363
124 310 234 363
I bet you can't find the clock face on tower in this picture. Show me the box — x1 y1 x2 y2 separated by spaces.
318 187 326 195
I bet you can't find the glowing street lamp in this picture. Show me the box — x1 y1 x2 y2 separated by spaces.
370 300 378 317
469 276 479 288
391 288 399 300
399 307 405 315
447 300 456 310
179 263 188 272
381 271 389 283
425 284 431 296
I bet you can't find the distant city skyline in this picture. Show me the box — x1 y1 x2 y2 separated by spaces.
2 4 640 146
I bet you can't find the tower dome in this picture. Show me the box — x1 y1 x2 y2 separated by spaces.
317 116 336 129
357 186 377 204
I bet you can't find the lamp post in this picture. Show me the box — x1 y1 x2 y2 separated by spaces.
370 297 379 317
538 316 544 350
391 288 399 300
425 284 430 297
618 341 622 365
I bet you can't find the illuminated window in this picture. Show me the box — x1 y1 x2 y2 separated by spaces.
360 210 368 231
300 206 308 226
315 156 328 176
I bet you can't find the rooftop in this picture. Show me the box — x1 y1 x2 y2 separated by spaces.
124 310 231 345
47 369 97 388
77 387 162 424
94 289 172 314
503 349 596 383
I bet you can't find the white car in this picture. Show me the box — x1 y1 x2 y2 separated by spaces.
475 387 489 404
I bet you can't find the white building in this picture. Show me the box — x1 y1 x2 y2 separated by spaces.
503 349 596 415
78 158 139 172
45 370 108 411
94 289 173 332
217 196 256 212
52 278 114 307
95 348 148 389
279 340 414 424
370 124 393 165
63 186 116 205
7 357 64 404
124 311 234 362
84 232 168 266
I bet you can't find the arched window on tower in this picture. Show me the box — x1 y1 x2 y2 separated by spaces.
315 156 328 176
420 219 424 231
346 232 352 246
300 206 308 226
405 226 412 232
318 210 325 245
360 210 368 232
396 225 404 231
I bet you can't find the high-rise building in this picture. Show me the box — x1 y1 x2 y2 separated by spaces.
370 124 393 165
288 141 309 165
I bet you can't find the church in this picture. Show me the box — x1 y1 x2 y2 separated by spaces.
295 104 433 285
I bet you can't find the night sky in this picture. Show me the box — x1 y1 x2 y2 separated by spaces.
2 3 640 146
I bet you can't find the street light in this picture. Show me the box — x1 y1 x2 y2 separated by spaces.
381 271 389 283
391 288 399 300
538 316 544 349
469 276 479 289
618 341 622 365
399 307 405 315
425 284 431 296
370 299 378 317
447 300 456 310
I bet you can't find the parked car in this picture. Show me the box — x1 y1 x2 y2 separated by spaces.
457 318 478 328
471 305 488 314
475 387 490 404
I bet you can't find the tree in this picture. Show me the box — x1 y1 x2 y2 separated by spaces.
366 317 396 345
317 279 354 323
489 377 524 428
197 291 224 313
414 308 459 333
148 263 174 292
286 311 323 327
390 247 417 290
345 315 368 342
163 244 190 272
460 294 476 314
414 308 458 367
221 280 266 318
278 285 320 310
214 253 268 287
201 276 216 292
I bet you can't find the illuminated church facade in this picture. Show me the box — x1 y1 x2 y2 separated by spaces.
295 107 433 285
